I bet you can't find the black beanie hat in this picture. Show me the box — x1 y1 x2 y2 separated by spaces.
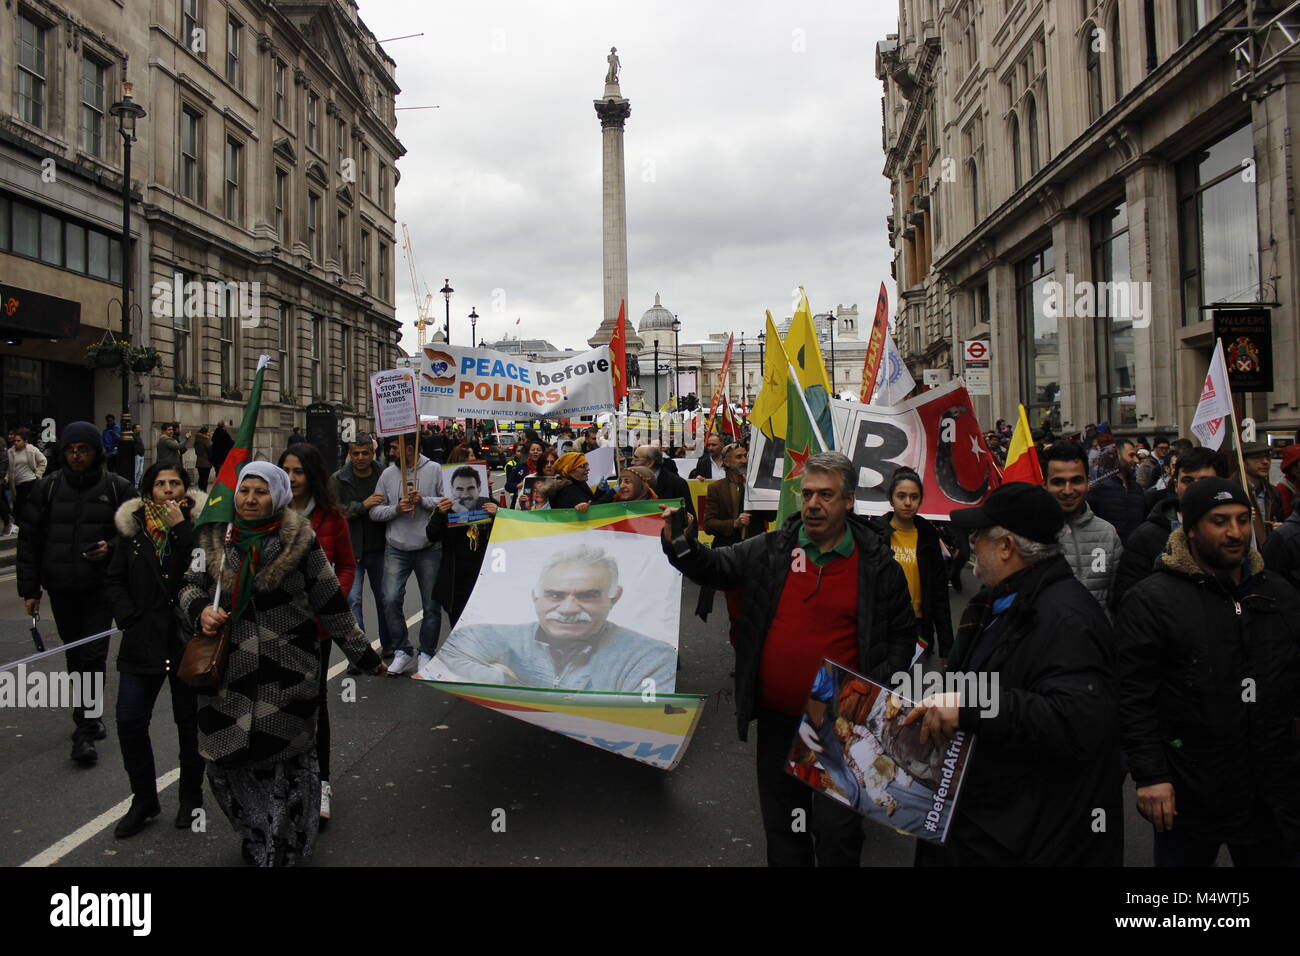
1180 477 1252 529
61 420 103 452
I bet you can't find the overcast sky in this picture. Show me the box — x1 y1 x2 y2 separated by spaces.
356 0 897 355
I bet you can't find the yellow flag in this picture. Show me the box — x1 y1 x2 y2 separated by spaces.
749 311 789 440
782 287 835 449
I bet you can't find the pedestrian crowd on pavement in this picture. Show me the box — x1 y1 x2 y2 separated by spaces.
10 406 1300 868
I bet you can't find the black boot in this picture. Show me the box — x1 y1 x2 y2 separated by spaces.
113 794 161 838
87 718 108 740
71 731 98 766
175 790 203 829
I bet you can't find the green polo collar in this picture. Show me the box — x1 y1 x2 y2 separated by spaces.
797 523 855 566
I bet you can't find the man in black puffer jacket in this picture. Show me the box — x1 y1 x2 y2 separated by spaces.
661 451 915 867
1110 447 1226 612
17 421 138 765
1262 496 1300 591
1118 478 1300 866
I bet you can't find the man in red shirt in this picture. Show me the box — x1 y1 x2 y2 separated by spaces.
660 451 915 866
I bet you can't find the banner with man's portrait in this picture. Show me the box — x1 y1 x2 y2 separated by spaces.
442 461 492 524
416 501 705 770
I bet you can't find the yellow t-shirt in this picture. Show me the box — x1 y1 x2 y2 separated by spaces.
890 526 923 618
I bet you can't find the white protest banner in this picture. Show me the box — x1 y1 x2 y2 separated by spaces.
414 343 615 419
584 445 616 484
745 380 999 520
370 369 419 438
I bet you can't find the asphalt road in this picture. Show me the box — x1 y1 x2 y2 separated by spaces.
0 542 1166 867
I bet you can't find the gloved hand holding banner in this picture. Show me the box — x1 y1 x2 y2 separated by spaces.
415 500 705 770
412 343 616 419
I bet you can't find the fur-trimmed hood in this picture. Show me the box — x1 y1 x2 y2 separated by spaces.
114 490 209 537
192 506 316 595
1156 527 1265 579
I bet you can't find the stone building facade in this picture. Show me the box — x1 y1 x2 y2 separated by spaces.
879 0 1300 444
0 0 403 463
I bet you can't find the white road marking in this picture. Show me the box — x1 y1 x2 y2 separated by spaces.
21 611 425 867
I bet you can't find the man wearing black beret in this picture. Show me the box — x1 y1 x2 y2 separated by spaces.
908 481 1123 865
1117 477 1300 866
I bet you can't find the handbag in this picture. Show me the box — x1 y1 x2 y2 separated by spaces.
179 618 230 688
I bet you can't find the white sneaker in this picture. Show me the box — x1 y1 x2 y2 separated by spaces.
417 652 434 673
320 781 332 820
388 650 415 676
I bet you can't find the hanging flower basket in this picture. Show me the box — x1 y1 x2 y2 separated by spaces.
86 340 124 368
127 345 163 374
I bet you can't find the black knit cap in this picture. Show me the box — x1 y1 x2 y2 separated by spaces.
1179 477 1252 529
949 481 1065 545
61 420 103 452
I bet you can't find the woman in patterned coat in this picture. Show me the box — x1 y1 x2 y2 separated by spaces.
178 461 384 866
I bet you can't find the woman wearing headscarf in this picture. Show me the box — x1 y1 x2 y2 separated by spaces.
547 452 616 511
279 442 354 826
613 466 659 502
178 461 383 867
104 461 207 837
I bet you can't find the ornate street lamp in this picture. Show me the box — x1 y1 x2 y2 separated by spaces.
440 279 453 343
108 81 146 479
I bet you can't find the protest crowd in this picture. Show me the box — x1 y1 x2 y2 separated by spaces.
8 313 1300 870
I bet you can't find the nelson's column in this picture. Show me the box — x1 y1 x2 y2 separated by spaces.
589 47 642 375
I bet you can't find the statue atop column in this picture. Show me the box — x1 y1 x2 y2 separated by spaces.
605 47 620 85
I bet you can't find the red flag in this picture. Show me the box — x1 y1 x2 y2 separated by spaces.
860 282 889 403
706 333 735 434
608 300 629 407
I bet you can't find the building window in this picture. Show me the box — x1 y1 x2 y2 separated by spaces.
1010 113 1022 189
307 93 319 151
311 315 325 399
225 16 241 88
274 168 287 240
1092 202 1136 425
1111 14 1124 99
180 107 201 201
174 271 194 383
336 210 347 271
17 14 48 128
1026 95 1041 174
379 164 388 209
340 324 352 399
361 145 370 195
360 228 370 289
336 118 346 175
220 304 236 387
1178 123 1259 324
1016 245 1059 431
967 159 980 224
181 0 201 54
274 59 286 123
307 192 320 260
80 56 107 157
378 241 388 300
1086 31 1104 122
224 137 242 222
1 195 120 282
1177 0 1211 45
277 302 292 397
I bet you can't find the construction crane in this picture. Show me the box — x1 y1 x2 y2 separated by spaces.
401 223 435 347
